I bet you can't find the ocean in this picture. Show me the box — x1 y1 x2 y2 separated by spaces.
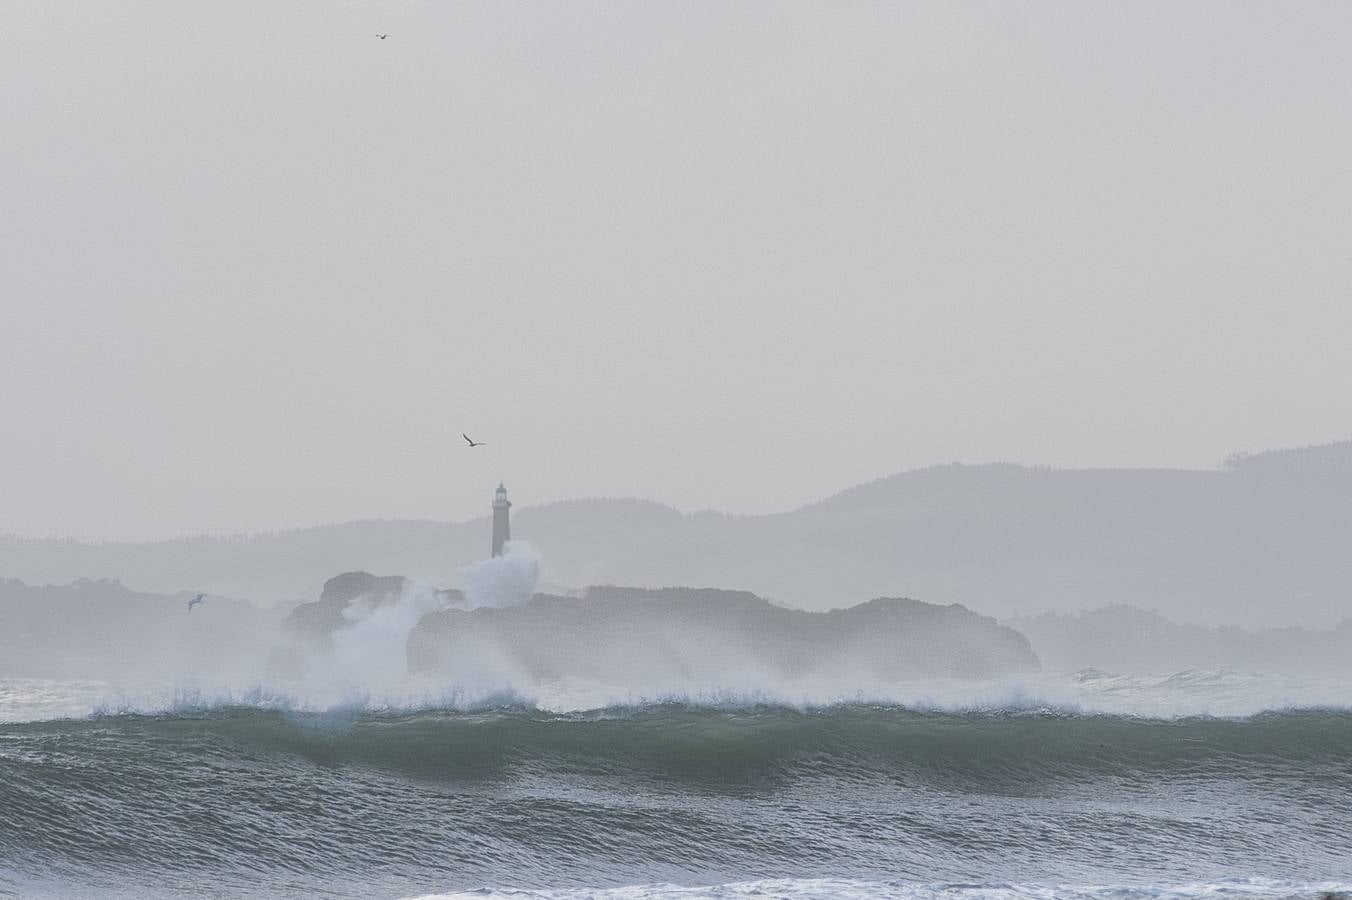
1 672 1349 899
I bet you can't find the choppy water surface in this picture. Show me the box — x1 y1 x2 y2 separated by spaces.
1 674 1349 899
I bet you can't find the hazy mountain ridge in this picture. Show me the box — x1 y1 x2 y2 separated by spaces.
0 578 285 679
3 441 1350 626
0 518 483 608
1008 604 1352 675
1223 439 1352 473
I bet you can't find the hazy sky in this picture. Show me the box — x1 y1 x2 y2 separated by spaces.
3 2 1350 540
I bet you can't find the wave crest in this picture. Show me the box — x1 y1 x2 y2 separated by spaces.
5 667 1351 725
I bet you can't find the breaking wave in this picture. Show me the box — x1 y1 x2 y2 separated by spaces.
4 703 1352 783
3 694 1349 898
3 667 1350 725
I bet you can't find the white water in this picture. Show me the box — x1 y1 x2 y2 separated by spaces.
3 667 1350 725
5 537 1349 724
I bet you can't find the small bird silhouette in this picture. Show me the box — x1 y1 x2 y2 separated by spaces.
375 33 388 39
463 433 486 448
188 593 206 611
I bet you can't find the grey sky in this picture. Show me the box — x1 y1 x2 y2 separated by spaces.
2 1 1350 540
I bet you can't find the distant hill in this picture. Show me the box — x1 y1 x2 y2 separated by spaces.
0 578 285 679
1008 604 1352 675
3 441 1351 626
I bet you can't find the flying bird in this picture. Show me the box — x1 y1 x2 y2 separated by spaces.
188 593 206 611
463 433 486 448
376 33 388 39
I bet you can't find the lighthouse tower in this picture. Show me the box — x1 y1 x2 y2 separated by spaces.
491 483 511 557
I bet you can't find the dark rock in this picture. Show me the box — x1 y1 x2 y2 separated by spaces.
407 586 1040 683
280 571 464 649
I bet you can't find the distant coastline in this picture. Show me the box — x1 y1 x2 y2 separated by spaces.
4 439 1351 627
4 574 1350 682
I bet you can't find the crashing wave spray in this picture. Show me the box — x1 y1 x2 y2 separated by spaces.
456 540 541 610
271 542 542 707
328 580 450 690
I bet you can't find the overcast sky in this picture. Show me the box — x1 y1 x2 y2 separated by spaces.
2 1 1350 540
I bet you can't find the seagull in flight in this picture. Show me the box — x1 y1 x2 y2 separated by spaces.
375 33 388 39
463 433 486 448
188 593 207 611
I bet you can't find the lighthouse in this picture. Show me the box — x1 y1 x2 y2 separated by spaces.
491 483 511 557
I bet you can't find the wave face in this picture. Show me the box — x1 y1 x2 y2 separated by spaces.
3 697 1351 899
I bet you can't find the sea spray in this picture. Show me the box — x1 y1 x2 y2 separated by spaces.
330 580 450 689
254 543 542 710
457 540 541 609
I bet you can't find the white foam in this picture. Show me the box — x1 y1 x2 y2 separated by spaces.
457 540 541 610
2 667 1350 724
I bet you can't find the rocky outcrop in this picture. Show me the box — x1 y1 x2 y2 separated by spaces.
282 572 406 647
407 586 1040 683
280 571 463 648
1008 604 1352 675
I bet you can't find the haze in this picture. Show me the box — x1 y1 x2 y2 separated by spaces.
3 1 1351 541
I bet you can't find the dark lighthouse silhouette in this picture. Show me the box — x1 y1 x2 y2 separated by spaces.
491 483 511 557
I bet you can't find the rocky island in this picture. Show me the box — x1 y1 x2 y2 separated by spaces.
406 585 1040 683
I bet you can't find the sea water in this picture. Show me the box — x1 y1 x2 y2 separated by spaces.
1 672 1349 899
